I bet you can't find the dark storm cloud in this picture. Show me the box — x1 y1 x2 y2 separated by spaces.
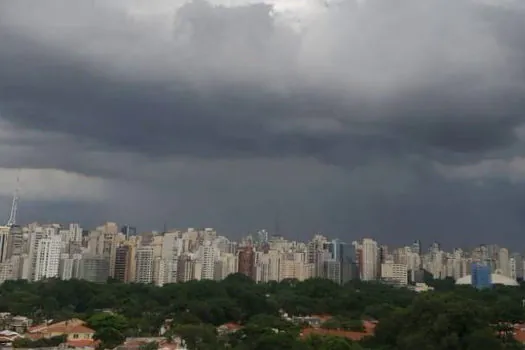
1 0 525 168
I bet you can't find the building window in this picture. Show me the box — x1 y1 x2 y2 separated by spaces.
73 334 79 339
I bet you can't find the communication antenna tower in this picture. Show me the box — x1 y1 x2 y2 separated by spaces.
6 171 20 227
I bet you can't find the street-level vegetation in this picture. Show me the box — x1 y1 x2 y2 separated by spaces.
0 275 524 349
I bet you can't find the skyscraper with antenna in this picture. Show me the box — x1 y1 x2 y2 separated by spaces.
6 171 20 227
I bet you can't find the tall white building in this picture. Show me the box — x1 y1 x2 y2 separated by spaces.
360 238 378 281
34 234 62 281
0 261 13 283
197 241 217 280
153 257 165 286
510 256 517 280
59 253 75 280
135 246 154 284
307 235 328 278
498 248 510 277
255 250 281 283
59 223 83 243
214 253 238 280
28 227 46 281
162 232 184 284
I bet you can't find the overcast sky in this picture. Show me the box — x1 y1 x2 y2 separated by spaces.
1 0 525 247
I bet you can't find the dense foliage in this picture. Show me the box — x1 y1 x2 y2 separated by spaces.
0 274 524 349
13 334 66 348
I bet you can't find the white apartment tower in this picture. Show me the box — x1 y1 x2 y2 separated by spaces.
197 241 216 280
214 253 238 280
34 234 62 281
28 227 45 281
162 232 184 284
255 250 281 283
135 246 154 284
498 248 510 277
58 253 75 280
361 238 379 281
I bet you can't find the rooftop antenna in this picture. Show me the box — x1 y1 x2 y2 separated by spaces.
6 170 20 227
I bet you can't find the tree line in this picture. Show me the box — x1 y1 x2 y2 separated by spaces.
1 275 524 349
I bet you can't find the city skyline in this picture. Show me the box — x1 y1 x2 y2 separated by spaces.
1 217 523 253
2 0 525 246
0 221 522 288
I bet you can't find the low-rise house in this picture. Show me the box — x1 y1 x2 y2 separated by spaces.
0 329 23 344
113 337 187 350
26 318 96 349
300 320 377 342
0 313 32 333
290 315 332 328
216 323 242 335
11 316 33 333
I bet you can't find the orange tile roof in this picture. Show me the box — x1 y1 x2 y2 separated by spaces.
119 337 184 350
513 324 525 343
28 324 47 333
67 325 96 334
301 327 371 341
220 323 242 330
26 332 43 340
363 320 377 332
67 339 98 348
26 319 94 339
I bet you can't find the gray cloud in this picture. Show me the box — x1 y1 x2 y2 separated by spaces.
1 0 525 245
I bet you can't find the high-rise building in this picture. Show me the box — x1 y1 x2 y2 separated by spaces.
153 257 165 286
80 255 109 283
0 226 10 263
510 252 523 280
471 262 491 289
324 239 358 284
254 250 281 283
121 225 137 239
381 262 408 285
307 235 328 278
7 225 24 258
135 246 154 284
177 254 196 282
0 261 13 283
34 234 61 281
360 238 378 281
114 245 130 282
498 248 510 277
279 252 313 282
214 253 238 280
197 241 217 280
412 240 422 256
238 246 255 279
58 253 75 280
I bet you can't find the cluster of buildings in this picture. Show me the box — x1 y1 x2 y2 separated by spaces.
0 314 190 350
0 222 521 287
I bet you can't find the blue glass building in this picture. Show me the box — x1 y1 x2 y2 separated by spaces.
471 263 491 289
324 239 359 284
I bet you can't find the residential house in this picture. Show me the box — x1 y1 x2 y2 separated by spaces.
0 313 32 333
0 330 23 345
26 318 96 348
114 337 187 350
